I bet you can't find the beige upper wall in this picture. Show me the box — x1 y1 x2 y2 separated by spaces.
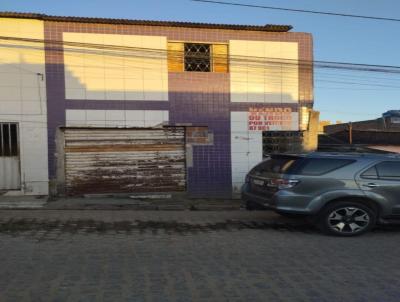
230 40 299 103
0 18 46 107
0 18 48 195
63 32 168 101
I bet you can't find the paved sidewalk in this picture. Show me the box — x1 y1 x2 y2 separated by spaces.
0 195 243 210
0 196 47 209
0 209 299 224
46 196 242 211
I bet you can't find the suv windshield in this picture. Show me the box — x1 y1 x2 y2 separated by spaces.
251 155 301 176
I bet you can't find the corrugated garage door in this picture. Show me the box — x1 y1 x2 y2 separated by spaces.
63 127 186 196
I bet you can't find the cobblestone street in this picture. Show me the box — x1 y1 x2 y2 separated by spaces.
1 210 400 302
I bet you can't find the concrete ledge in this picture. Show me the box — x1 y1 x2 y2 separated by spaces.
0 196 47 209
11 196 242 211
0 195 244 211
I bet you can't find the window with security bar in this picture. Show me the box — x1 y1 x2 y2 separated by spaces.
262 131 303 157
0 123 19 157
168 42 228 73
184 43 211 72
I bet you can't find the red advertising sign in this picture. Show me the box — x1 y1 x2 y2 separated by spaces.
248 107 293 131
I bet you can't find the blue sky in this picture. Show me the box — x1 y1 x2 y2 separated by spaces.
2 0 400 122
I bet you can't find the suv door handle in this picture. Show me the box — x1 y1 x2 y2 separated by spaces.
363 183 380 188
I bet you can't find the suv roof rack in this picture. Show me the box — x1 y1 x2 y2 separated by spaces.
308 151 400 158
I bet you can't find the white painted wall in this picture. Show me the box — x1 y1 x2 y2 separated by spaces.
0 18 48 195
229 40 301 192
231 111 299 192
66 109 169 128
63 33 168 101
231 112 263 192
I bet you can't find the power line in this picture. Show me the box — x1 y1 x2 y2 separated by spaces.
316 86 400 91
3 43 400 91
192 0 400 22
318 79 400 89
2 35 400 75
0 43 392 121
4 36 400 90
59 45 400 88
316 71 400 83
6 46 380 90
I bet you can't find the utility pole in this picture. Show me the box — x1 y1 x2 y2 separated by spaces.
348 122 353 145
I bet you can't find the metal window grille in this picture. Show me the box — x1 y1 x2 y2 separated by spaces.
263 131 303 157
0 123 19 157
184 43 211 72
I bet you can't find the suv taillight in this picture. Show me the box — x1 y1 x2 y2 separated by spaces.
269 179 299 189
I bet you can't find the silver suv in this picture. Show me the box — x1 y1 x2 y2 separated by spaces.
241 152 400 236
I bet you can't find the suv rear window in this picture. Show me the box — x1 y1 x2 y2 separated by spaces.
252 155 300 176
361 166 378 179
294 158 355 176
362 161 400 180
376 161 400 179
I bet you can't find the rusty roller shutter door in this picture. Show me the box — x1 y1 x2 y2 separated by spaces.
64 127 186 196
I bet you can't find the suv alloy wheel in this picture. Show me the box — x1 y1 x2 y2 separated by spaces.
317 201 377 236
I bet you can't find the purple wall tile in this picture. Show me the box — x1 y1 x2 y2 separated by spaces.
169 73 232 197
44 20 313 197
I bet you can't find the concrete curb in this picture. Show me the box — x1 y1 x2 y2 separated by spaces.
42 204 242 211
0 196 244 211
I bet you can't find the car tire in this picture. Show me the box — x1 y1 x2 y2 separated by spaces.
316 201 377 237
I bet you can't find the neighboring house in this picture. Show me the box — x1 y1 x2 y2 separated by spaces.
318 120 331 134
324 110 400 134
320 111 400 153
0 12 313 197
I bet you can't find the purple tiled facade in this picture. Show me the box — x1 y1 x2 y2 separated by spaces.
43 20 313 197
169 73 231 196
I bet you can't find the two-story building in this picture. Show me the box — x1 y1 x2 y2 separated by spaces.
0 12 314 198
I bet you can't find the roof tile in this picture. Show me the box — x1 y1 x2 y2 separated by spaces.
0 11 292 32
